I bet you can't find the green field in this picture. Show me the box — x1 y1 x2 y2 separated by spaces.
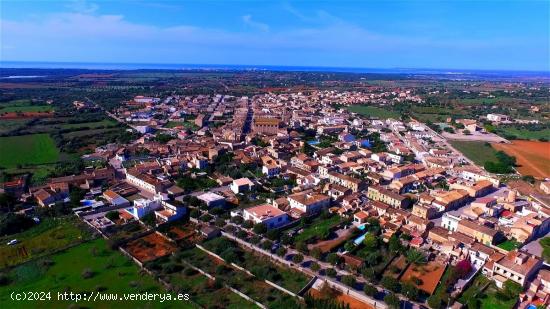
0 238 182 309
347 105 400 119
496 239 521 251
449 141 499 166
0 217 91 268
294 215 343 243
0 134 59 168
0 100 53 113
58 119 117 130
496 127 550 140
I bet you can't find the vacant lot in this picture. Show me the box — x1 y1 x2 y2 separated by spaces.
400 261 446 295
0 239 180 309
347 105 400 119
492 140 550 178
123 232 177 263
449 140 499 166
0 134 59 168
0 217 91 268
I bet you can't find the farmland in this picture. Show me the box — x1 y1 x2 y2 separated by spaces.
449 140 499 166
492 140 550 178
0 134 59 168
347 105 401 119
0 99 53 113
0 238 182 309
0 216 92 268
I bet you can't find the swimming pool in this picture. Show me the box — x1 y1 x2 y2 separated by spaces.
354 232 369 245
307 140 320 145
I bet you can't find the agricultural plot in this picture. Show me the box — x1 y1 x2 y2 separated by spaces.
294 214 343 244
0 239 181 309
0 133 59 168
449 140 499 166
0 217 91 268
122 232 177 264
400 261 446 295
492 140 550 178
0 100 53 113
347 105 400 119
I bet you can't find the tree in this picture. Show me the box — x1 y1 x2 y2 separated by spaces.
253 223 267 234
310 262 320 272
326 253 341 266
281 233 293 245
276 247 287 257
261 240 273 251
401 283 419 301
381 276 401 293
265 229 280 240
384 293 400 309
388 235 403 253
292 254 304 264
341 275 356 288
296 241 309 254
105 211 120 221
242 220 253 229
427 295 442 309
363 283 377 297
501 280 522 300
455 260 472 279
310 247 323 260
0 213 35 236
325 268 337 277
363 233 379 250
230 215 244 225
406 248 427 265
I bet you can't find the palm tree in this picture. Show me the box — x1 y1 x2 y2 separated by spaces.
406 248 427 265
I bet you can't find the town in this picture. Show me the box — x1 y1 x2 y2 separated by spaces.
1 70 549 309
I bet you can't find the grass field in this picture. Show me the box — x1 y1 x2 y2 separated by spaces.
449 140 499 166
58 119 117 130
0 238 183 309
0 100 53 113
496 127 550 140
0 217 91 268
0 134 59 168
347 105 400 119
496 239 521 251
294 215 342 243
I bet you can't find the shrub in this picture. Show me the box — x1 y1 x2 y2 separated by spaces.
105 211 120 221
81 268 94 279
242 220 253 229
341 275 356 288
381 276 401 293
230 216 243 224
253 223 267 234
266 229 280 240
292 254 304 264
295 241 309 254
401 283 419 301
276 247 287 257
384 293 400 309
325 268 337 277
310 247 322 260
363 283 377 296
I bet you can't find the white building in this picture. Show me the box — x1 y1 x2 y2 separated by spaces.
243 204 289 229
126 198 161 219
441 211 461 232
230 178 254 194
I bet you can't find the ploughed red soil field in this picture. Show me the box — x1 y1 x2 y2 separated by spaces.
492 140 550 178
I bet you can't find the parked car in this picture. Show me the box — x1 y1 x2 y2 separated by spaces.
7 239 19 246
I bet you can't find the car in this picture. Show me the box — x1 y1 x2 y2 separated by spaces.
7 239 19 246
271 243 280 252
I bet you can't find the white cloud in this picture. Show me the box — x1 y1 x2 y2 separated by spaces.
66 0 99 14
242 15 269 32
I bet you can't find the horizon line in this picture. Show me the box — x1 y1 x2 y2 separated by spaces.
1 60 549 75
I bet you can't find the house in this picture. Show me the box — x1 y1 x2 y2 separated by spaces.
103 190 130 207
34 183 69 207
230 178 254 194
353 211 370 224
457 219 500 245
125 169 170 194
197 192 226 208
367 185 410 209
154 200 186 224
468 242 497 269
521 269 550 306
412 204 437 220
450 180 494 198
489 250 543 288
243 204 289 229
442 211 461 232
126 198 161 219
261 156 281 178
200 225 221 239
288 191 330 216
327 172 365 192
540 181 550 194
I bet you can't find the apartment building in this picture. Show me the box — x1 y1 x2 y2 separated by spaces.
327 172 365 193
288 191 330 216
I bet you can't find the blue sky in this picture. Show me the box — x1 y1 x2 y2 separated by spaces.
1 0 549 71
